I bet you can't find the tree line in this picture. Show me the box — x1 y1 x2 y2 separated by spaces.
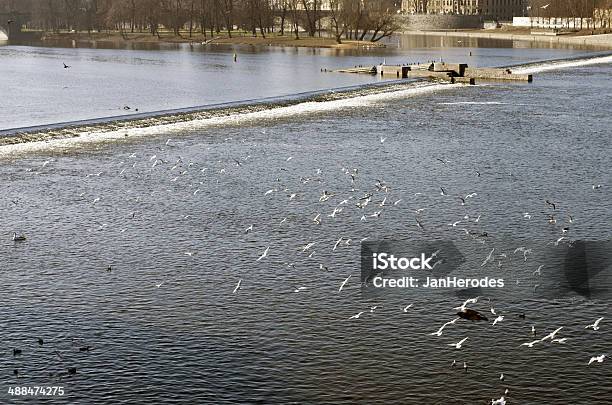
0 0 401 42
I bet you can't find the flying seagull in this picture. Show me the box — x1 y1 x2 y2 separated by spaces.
491 396 506 405
339 275 351 292
540 327 563 342
256 246 270 261
454 297 479 311
533 265 544 276
233 279 242 294
585 317 604 331
448 337 468 349
430 319 457 336
520 339 540 348
333 237 343 251
481 248 495 267
588 354 606 365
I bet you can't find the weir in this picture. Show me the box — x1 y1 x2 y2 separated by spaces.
334 62 533 84
4 54 608 152
0 80 430 143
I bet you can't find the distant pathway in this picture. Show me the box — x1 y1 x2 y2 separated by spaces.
403 30 612 49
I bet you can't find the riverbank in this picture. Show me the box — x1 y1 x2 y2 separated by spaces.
402 28 612 49
38 31 385 49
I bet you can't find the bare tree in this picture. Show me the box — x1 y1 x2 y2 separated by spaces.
300 0 320 36
287 0 301 39
276 0 288 35
329 0 347 43
366 1 399 42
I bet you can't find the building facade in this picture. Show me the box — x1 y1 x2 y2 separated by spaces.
402 0 525 20
482 0 524 20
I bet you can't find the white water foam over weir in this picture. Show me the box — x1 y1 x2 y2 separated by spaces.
512 54 612 74
0 82 458 157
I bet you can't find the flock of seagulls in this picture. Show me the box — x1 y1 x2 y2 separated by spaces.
5 108 608 403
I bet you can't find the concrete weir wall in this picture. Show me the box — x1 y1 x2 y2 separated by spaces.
374 63 531 83
398 15 485 31
0 28 8 41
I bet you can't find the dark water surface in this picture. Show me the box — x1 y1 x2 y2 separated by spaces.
0 42 611 404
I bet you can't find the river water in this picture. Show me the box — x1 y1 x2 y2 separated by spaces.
0 34 607 130
0 36 611 404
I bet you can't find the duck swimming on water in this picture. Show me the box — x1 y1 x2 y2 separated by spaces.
12 232 26 242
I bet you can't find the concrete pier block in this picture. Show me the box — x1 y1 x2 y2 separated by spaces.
452 77 476 85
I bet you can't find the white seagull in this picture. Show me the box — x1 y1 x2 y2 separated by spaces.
533 265 544 276
256 246 270 261
454 297 479 311
448 337 468 349
540 327 563 342
588 354 606 365
491 396 506 405
430 319 458 336
339 275 351 292
585 317 603 331
481 248 495 267
520 339 541 348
